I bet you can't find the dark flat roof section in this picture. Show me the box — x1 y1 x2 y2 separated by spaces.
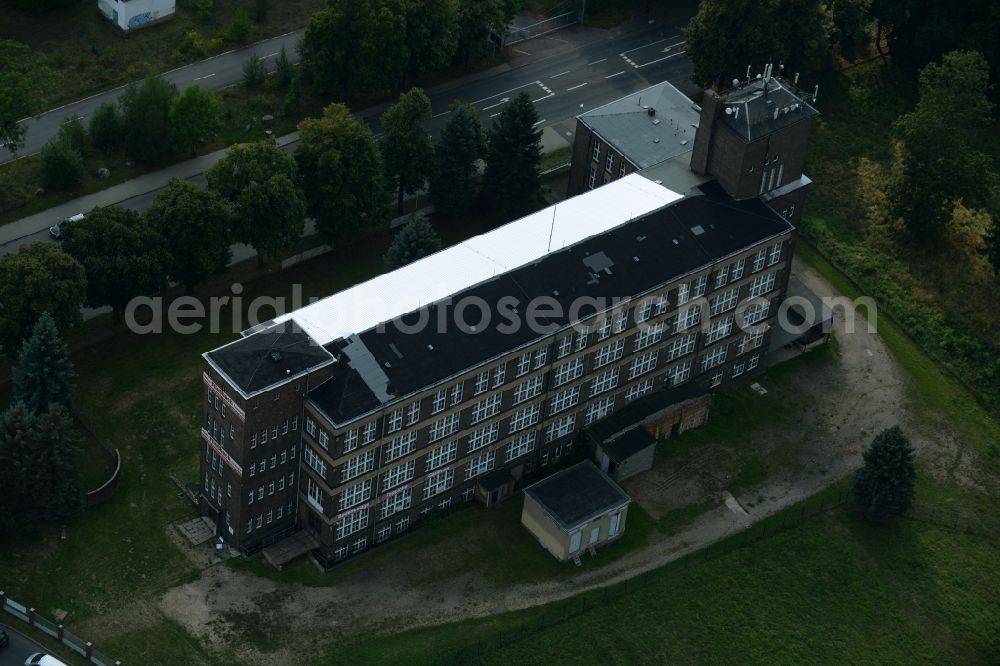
525 461 630 530
602 428 656 463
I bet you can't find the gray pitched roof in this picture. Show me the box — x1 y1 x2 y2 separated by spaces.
717 77 819 143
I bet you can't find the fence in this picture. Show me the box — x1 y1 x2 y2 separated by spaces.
0 592 121 665
503 11 579 46
440 490 998 663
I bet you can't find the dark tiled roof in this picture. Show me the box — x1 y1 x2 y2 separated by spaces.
207 321 333 395
601 427 656 463
524 461 629 530
309 187 789 424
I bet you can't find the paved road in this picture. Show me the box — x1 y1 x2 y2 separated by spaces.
0 29 304 164
0 622 52 666
1 6 698 255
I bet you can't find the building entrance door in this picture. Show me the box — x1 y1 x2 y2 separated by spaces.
569 531 581 554
589 526 600 546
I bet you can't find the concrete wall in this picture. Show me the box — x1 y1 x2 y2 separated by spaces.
598 440 655 482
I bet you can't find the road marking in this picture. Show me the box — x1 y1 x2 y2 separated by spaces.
587 58 607 66
490 112 500 118
566 82 588 91
551 70 571 78
468 81 541 106
532 93 555 103
482 98 510 111
636 51 686 68
61 116 85 124
514 48 531 56
619 36 679 56
264 52 279 58
193 73 216 81
605 71 626 79
533 119 546 127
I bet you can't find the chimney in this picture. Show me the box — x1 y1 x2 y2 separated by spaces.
690 90 722 175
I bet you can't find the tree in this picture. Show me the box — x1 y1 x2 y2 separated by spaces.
33 404 83 523
120 75 178 164
431 100 485 217
57 117 90 156
89 101 123 152
169 85 223 155
384 216 442 270
482 92 543 221
242 52 267 88
283 72 302 117
274 46 295 89
380 88 433 215
61 206 171 322
296 104 386 241
0 243 86 353
829 0 873 61
684 0 783 87
0 403 40 529
886 51 996 238
854 425 916 522
0 40 47 154
206 141 306 267
145 178 234 290
402 0 460 87
251 0 270 22
39 138 84 191
228 9 252 44
300 0 407 100
10 312 76 415
456 0 520 69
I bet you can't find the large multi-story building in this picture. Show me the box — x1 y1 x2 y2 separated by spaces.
199 70 817 564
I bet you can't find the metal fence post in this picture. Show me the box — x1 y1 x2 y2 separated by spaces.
58 624 64 641
0 590 5 609
86 641 93 659
28 607 36 626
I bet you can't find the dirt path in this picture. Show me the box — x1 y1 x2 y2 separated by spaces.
153 258 957 664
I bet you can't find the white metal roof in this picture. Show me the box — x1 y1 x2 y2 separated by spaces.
273 174 683 346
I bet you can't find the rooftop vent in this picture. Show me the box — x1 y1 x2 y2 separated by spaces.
691 225 705 236
653 137 660 143
652 118 661 125
672 239 680 245
427 344 434 351
647 107 656 117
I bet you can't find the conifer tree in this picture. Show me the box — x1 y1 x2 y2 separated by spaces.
384 217 442 270
33 404 83 522
482 92 543 221
854 425 917 522
0 402 38 528
11 312 76 415
431 100 485 218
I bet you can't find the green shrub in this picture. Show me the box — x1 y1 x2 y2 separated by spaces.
228 9 252 44
40 139 84 191
89 101 122 151
56 116 89 156
242 52 267 88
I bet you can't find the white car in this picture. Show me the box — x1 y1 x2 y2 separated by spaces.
48 212 85 240
25 653 70 666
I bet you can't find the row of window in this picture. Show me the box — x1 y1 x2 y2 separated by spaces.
247 472 296 505
245 501 295 534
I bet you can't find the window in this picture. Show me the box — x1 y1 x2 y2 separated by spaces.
702 345 728 370
674 305 702 333
426 441 458 469
619 161 626 178
260 429 268 445
249 462 255 477
282 419 289 435
605 152 614 172
250 432 257 449
383 431 418 463
552 357 584 387
633 321 664 351
474 371 490 395
449 382 464 406
628 350 658 380
747 354 760 370
592 140 601 161
379 488 412 519
377 525 392 543
422 469 454 500
306 477 324 511
590 368 619 395
516 352 532 376
731 361 746 378
534 347 548 368
691 275 708 298
276 505 283 519
395 516 410 532
593 339 625 369
462 486 475 501
464 450 496 480
753 249 767 272
468 422 500 452
505 431 536 462
303 446 327 478
271 425 278 440
575 329 589 351
545 414 576 442
268 480 275 495
382 460 415 491
361 421 378 445
278 477 285 491
731 258 746 281
493 363 506 387
509 403 542 433
586 395 615 424
339 479 372 511
667 360 692 386
710 288 739 316
280 450 287 464
614 309 629 333
740 329 765 353
705 316 734 344
353 537 368 553
588 166 597 189
428 413 460 442
768 241 782 266
654 294 669 315
625 378 655 401
513 376 544 405
742 300 770 326
292 416 298 431
677 282 689 306
597 315 613 341
431 389 447 414
715 265 729 289
335 508 369 540
557 335 573 358
256 515 262 528
549 385 581 415
406 400 421 426
387 409 403 434
635 299 653 323
748 271 777 298
471 393 502 424
340 429 355 452
341 449 377 482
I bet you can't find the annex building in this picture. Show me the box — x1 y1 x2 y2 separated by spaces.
198 69 818 565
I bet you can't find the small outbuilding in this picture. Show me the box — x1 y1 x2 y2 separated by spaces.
99 0 176 32
594 427 657 482
521 461 630 563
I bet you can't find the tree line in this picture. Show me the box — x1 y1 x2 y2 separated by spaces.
0 85 544 352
